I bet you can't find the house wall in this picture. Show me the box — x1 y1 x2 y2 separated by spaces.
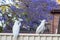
53 14 60 33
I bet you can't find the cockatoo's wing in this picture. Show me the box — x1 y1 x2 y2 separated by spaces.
36 20 46 34
36 25 45 34
13 21 19 35
12 20 20 40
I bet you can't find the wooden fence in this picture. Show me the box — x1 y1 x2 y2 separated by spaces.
0 33 60 40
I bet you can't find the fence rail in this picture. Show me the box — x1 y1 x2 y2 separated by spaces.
0 33 60 40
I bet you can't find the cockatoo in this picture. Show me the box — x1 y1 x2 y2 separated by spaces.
0 21 2 27
12 18 23 40
36 19 46 34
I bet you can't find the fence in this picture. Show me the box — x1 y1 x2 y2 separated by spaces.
0 33 60 40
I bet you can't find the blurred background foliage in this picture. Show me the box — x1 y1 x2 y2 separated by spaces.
0 0 59 33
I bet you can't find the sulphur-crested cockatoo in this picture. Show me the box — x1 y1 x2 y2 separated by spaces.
12 18 23 40
36 19 46 34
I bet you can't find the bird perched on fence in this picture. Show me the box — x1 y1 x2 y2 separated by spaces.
12 18 23 40
36 19 46 34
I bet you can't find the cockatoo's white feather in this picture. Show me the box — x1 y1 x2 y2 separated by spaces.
13 20 20 38
12 18 23 40
36 20 46 34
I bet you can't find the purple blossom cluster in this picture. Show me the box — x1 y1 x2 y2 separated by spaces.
0 0 59 33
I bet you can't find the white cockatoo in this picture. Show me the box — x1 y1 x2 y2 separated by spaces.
36 19 46 34
12 18 23 40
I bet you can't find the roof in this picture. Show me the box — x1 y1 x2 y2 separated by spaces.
51 9 60 14
51 4 60 14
